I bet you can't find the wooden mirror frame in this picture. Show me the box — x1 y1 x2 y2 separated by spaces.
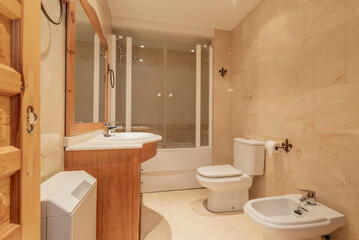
66 0 108 136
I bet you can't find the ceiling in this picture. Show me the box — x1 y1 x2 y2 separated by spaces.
107 0 262 39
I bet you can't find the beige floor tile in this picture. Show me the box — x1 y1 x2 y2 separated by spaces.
141 205 172 240
141 189 261 240
157 191 179 206
142 192 160 208
172 188 207 204
226 214 264 240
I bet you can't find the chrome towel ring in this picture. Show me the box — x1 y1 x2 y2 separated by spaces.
41 0 64 25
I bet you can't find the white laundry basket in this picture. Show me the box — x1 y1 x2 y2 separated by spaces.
41 171 97 240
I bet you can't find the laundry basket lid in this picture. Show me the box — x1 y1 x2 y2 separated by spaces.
41 171 97 218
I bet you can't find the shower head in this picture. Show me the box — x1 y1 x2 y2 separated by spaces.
116 45 137 60
119 54 138 61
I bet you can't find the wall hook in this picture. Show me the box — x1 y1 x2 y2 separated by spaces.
275 138 293 153
219 68 227 77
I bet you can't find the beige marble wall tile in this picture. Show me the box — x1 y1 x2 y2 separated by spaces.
249 175 286 199
40 6 66 181
252 94 304 140
304 0 349 37
213 80 231 104
231 35 257 72
213 104 230 132
213 30 232 52
346 148 359 215
212 30 232 165
254 56 280 98
213 131 232 165
233 50 304 103
302 24 346 91
289 141 346 211
257 2 306 59
276 0 304 13
240 0 277 41
213 59 231 105
227 0 359 237
231 66 258 103
347 15 359 81
304 84 359 135
41 134 64 182
302 83 359 151
348 0 359 17
275 44 307 93
331 212 359 240
230 101 255 138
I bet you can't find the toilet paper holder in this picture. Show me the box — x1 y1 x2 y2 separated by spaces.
275 139 293 153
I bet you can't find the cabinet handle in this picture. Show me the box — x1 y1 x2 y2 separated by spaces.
27 106 38 134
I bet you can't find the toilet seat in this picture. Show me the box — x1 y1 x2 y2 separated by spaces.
196 138 265 212
197 164 243 178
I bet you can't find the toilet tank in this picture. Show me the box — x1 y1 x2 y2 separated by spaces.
234 138 265 176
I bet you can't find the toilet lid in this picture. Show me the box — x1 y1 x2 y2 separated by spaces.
197 164 243 178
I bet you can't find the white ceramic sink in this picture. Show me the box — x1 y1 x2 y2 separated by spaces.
96 132 156 141
65 133 162 151
244 194 345 240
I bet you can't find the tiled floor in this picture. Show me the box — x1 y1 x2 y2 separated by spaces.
141 188 263 240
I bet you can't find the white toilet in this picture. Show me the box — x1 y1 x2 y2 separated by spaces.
196 138 265 212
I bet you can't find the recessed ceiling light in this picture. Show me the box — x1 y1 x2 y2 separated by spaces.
191 49 195 52
140 59 143 62
140 45 144 48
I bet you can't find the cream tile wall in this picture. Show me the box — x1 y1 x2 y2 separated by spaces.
228 0 359 238
40 0 112 181
40 1 66 182
212 30 232 165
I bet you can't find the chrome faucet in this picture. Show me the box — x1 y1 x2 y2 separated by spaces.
294 189 316 215
299 189 316 205
103 122 122 137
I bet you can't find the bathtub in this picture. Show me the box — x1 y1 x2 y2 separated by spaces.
140 147 212 193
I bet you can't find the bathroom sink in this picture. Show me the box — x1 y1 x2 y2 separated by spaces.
97 132 156 141
244 194 345 240
66 133 162 151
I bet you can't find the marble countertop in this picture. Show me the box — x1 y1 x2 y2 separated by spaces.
65 134 162 151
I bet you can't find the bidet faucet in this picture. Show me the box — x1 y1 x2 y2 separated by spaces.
299 189 316 205
103 122 122 137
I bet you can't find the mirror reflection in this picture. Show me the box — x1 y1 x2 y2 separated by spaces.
74 0 105 124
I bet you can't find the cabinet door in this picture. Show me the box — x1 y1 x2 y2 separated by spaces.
0 0 40 239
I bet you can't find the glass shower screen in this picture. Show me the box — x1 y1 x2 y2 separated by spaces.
115 36 211 148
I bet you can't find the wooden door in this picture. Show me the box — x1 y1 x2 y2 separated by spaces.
0 0 40 239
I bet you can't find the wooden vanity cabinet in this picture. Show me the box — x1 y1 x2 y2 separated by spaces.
64 142 158 240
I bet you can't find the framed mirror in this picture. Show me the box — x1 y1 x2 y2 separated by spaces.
66 0 108 136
